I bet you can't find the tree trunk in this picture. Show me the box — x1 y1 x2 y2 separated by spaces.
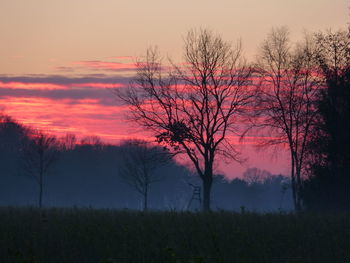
143 185 148 212
39 150 44 209
292 150 303 212
295 167 303 211
39 172 43 208
290 152 298 212
202 176 212 212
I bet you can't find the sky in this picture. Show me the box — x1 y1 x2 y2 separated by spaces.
0 0 348 178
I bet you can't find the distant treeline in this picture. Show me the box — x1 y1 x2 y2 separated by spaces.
0 115 292 211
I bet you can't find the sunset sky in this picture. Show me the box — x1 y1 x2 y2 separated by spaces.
0 0 348 178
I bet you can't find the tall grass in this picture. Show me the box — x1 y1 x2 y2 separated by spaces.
0 207 349 263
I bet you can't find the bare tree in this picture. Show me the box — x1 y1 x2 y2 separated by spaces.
21 129 60 208
117 29 253 211
118 139 172 211
79 135 105 152
242 167 272 185
80 135 103 146
253 27 321 211
314 29 350 80
60 133 77 151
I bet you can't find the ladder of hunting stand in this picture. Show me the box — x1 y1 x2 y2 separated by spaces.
187 183 202 210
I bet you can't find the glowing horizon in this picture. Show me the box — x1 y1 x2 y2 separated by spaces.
0 0 347 178
0 74 290 178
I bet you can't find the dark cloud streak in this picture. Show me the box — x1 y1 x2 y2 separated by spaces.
0 88 122 106
0 74 130 106
0 74 132 85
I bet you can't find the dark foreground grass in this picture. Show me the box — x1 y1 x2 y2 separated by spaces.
0 207 350 263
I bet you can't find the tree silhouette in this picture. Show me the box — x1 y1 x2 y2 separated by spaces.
242 167 272 185
21 130 60 208
253 27 321 211
302 29 350 211
60 133 77 151
118 139 172 211
117 29 253 211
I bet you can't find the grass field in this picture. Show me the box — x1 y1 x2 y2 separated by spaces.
0 207 349 263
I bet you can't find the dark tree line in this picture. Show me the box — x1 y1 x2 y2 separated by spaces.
0 117 177 209
302 29 350 211
0 114 291 210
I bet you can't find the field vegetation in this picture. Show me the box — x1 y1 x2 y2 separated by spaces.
1 207 349 263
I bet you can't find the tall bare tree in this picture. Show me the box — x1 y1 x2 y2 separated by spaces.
253 27 321 211
117 29 253 211
118 139 172 211
21 130 60 208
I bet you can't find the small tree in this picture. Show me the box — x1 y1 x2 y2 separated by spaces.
21 130 60 208
117 29 253 211
60 133 77 151
118 139 172 211
242 167 272 185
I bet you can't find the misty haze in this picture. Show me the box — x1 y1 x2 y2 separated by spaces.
0 0 349 262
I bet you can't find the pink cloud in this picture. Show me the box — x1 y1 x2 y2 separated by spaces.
0 74 290 177
107 56 134 60
2 96 133 142
73 61 137 71
71 83 123 89
0 79 124 92
0 81 67 90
